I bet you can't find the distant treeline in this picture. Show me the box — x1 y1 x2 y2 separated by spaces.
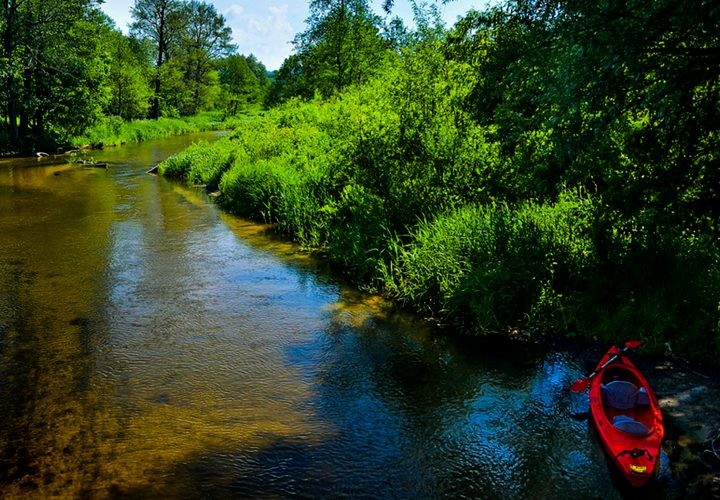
0 0 270 154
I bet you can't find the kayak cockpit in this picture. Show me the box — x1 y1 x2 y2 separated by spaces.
600 369 654 436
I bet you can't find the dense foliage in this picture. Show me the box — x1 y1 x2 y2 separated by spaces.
69 111 243 149
0 0 269 154
161 0 720 364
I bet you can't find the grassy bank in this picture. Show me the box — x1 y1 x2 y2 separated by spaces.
158 81 720 366
69 111 258 149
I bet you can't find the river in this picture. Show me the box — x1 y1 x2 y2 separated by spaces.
0 133 656 497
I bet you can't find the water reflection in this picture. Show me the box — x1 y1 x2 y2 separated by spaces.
0 156 116 495
1 135 628 497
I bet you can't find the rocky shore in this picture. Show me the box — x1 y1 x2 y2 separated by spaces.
649 360 720 497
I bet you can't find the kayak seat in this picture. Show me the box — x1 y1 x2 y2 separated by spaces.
601 380 645 410
613 414 650 435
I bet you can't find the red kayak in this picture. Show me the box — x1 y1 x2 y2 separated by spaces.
586 344 664 487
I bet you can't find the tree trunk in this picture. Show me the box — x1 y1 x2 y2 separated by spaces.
2 0 20 149
191 60 203 114
151 74 161 119
6 78 19 149
335 0 347 92
33 108 44 137
19 66 31 140
150 19 165 119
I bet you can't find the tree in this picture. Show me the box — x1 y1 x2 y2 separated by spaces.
268 0 389 104
1 0 107 151
176 0 234 115
244 54 270 89
218 54 266 116
130 0 187 119
450 0 720 230
102 31 152 120
265 54 309 106
297 0 388 95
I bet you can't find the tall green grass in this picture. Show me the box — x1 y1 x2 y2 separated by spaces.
70 112 251 148
158 138 236 190
381 193 596 333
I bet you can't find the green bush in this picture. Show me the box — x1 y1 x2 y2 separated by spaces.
575 221 720 364
326 183 392 284
212 103 343 249
383 193 596 336
70 112 230 148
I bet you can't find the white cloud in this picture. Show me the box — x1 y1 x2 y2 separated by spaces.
223 3 300 70
224 4 245 17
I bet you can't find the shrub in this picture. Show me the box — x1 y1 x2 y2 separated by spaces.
384 193 596 336
159 138 237 190
326 183 393 284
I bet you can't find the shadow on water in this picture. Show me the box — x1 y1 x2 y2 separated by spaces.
85 299 624 498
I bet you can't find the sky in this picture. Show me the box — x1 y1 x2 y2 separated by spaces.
99 0 491 71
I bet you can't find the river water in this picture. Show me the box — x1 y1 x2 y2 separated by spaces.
0 134 643 497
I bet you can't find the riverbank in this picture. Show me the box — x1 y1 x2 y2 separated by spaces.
650 361 720 496
157 94 720 368
1 112 256 159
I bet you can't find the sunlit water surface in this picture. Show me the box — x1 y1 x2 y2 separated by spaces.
0 135 645 497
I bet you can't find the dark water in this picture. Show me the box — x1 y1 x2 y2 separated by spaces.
0 135 638 497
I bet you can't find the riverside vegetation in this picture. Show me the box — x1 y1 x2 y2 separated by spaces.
160 1 720 366
69 111 257 149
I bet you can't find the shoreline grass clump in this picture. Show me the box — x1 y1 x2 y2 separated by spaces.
159 138 237 191
381 193 597 335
